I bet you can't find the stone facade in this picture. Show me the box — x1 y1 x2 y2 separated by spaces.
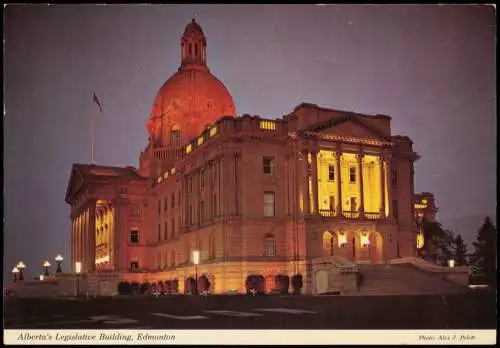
63 19 436 295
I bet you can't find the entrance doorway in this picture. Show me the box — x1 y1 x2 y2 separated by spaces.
315 270 328 294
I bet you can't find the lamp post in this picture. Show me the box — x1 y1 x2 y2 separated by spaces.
43 260 51 277
12 267 19 282
17 262 26 281
75 261 82 297
193 250 200 295
55 255 63 273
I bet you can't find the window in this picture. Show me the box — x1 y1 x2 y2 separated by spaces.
264 192 275 217
164 252 168 268
130 261 139 271
212 194 217 217
194 44 198 56
328 165 335 181
130 230 139 244
158 200 161 215
164 222 168 240
158 224 161 242
189 205 193 225
329 196 335 211
171 251 176 267
188 176 193 193
391 167 398 188
171 193 175 208
200 200 205 221
200 169 205 190
263 157 274 175
393 200 398 221
170 129 181 146
157 254 161 269
260 120 276 131
323 231 334 257
264 235 276 256
350 197 357 212
349 167 356 183
171 218 175 237
189 43 192 55
209 236 215 259
131 204 141 217
164 197 168 212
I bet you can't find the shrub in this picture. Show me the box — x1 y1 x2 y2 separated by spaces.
291 274 303 295
275 274 290 294
171 279 179 294
130 281 140 295
139 282 150 294
184 277 195 294
246 275 265 295
118 281 131 295
164 280 172 294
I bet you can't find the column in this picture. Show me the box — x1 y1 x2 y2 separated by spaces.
234 152 239 216
335 150 343 217
83 209 88 272
71 219 75 271
379 155 386 217
89 202 96 273
357 152 365 217
311 150 319 214
386 156 393 220
301 150 310 215
77 214 82 266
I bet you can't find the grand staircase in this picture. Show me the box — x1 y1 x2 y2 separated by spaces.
354 263 470 296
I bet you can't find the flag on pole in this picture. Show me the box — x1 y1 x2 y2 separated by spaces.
92 89 103 113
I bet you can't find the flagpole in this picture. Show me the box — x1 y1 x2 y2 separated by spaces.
91 89 95 165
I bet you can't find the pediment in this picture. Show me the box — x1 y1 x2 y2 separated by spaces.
309 114 388 140
64 165 86 204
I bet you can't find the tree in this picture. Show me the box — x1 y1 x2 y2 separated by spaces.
452 234 468 266
419 220 454 265
470 217 497 286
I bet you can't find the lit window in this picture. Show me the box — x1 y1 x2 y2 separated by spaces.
264 192 275 217
130 230 139 244
338 233 347 248
264 235 276 256
260 120 276 131
130 261 139 271
349 167 356 183
263 157 274 175
197 136 204 146
417 231 425 249
350 197 357 212
209 126 218 137
361 232 370 248
328 165 335 181
323 231 334 257
186 144 192 154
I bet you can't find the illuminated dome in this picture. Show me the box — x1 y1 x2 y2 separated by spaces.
147 18 236 147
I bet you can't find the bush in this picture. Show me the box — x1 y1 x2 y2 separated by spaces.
275 274 290 294
184 277 195 294
139 282 150 294
130 281 140 295
164 280 172 294
118 281 131 295
291 274 303 295
171 279 179 294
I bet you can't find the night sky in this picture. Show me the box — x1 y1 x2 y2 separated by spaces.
4 4 496 281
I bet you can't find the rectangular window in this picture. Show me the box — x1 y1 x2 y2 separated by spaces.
350 197 357 212
328 165 335 181
349 167 356 183
329 196 335 211
200 200 205 221
130 261 139 271
170 129 180 146
260 120 276 131
164 222 168 240
393 200 398 221
130 230 139 244
189 205 193 225
263 157 274 175
164 197 168 212
157 224 161 242
200 169 205 190
158 200 161 215
171 193 175 208
391 167 398 188
164 252 168 268
213 194 217 217
264 192 276 217
171 218 175 237
188 176 193 193
131 204 141 217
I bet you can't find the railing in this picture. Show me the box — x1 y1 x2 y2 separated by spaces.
364 212 381 219
342 211 359 219
318 209 336 217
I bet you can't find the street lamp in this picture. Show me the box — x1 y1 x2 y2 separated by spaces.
55 255 63 273
12 267 19 282
17 262 26 281
448 259 455 268
75 261 82 297
193 250 200 295
43 261 51 276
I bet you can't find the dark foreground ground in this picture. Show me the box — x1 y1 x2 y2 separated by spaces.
4 291 496 330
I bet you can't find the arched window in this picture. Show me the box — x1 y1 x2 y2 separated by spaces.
323 231 334 257
264 234 276 257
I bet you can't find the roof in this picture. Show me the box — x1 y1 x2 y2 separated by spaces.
74 163 146 181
